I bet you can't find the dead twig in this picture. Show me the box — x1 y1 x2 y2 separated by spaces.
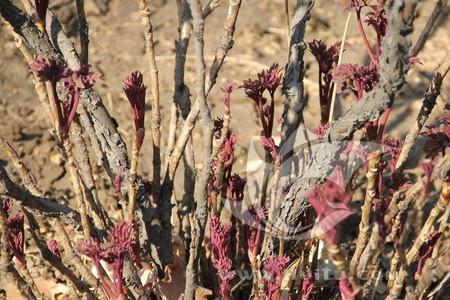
136 0 162 204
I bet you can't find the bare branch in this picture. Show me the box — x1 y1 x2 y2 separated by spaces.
0 163 88 230
395 53 450 171
137 0 162 204
409 0 448 56
280 0 312 148
184 0 213 297
75 0 89 65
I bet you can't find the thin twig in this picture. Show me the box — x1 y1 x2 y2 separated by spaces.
63 138 92 240
395 53 450 171
136 0 162 204
202 0 221 18
71 120 110 229
409 0 448 56
328 11 352 123
23 209 95 299
51 220 100 288
284 0 291 47
75 0 89 65
127 130 144 222
406 181 450 264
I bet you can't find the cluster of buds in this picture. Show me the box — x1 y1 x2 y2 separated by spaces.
262 255 290 300
332 63 379 100
30 57 98 139
308 40 346 123
241 64 282 138
313 122 331 141
77 222 139 299
209 216 236 299
46 239 61 259
365 3 388 54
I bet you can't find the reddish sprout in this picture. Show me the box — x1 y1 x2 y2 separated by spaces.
123 71 147 131
263 255 290 300
416 231 442 277
30 57 70 83
261 136 279 162
302 274 315 300
339 278 358 300
46 239 61 259
114 175 122 195
107 221 139 261
30 58 97 136
408 56 423 66
258 63 283 98
209 217 235 299
227 174 246 202
245 206 268 259
332 63 379 100
210 216 232 259
61 79 81 135
7 212 26 266
241 64 281 137
241 77 265 105
2 198 12 217
308 40 347 122
365 4 388 52
382 136 402 172
308 40 343 74
421 162 434 196
77 238 103 267
313 123 331 141
220 82 237 109
78 222 138 299
309 180 353 244
213 257 236 300
72 65 99 90
217 133 237 170
421 124 450 159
